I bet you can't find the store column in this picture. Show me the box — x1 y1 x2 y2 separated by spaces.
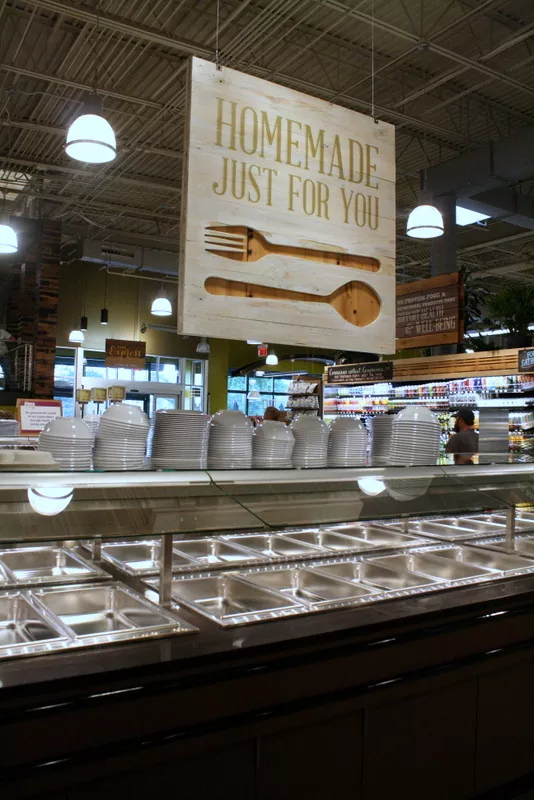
431 192 457 354
207 338 230 414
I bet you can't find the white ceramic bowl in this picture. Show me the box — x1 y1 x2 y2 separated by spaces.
41 417 93 440
329 417 365 433
102 403 150 428
210 410 253 430
290 415 329 434
254 421 294 442
394 406 439 424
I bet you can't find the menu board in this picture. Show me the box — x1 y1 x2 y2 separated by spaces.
179 57 396 353
326 361 393 385
518 348 534 372
396 273 463 349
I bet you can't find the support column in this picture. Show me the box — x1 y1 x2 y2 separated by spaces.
431 191 457 354
33 220 61 397
207 338 230 414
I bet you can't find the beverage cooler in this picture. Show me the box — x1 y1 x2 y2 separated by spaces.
2 464 534 798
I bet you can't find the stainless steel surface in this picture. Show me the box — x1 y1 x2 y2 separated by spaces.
166 574 301 625
434 546 533 572
313 560 439 590
35 582 196 642
0 546 110 586
281 530 375 553
505 506 516 550
475 534 534 557
159 534 174 609
405 519 495 541
470 512 534 531
91 536 102 563
173 538 260 565
101 540 197 575
224 534 322 559
326 525 424 548
372 552 494 581
243 567 376 606
0 592 69 657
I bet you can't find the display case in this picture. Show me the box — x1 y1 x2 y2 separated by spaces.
3 463 534 798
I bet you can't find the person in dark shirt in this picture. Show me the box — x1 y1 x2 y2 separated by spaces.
446 407 478 464
263 406 281 421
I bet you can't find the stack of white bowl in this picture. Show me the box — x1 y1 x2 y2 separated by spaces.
207 410 253 469
327 417 368 467
370 415 395 466
290 415 329 468
39 417 94 471
93 404 150 470
388 406 441 466
152 410 210 469
252 421 294 469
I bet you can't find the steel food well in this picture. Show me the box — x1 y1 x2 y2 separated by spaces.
400 519 491 541
243 566 376 606
223 534 322 559
280 530 375 553
166 574 301 624
325 525 424 548
312 560 440 590
0 591 69 657
371 552 495 581
0 546 110 586
34 582 195 642
475 534 534 558
173 538 259 565
101 540 199 575
431 546 534 572
469 512 534 531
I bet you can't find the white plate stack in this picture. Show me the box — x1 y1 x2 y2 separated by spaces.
290 415 329 468
93 404 150 471
252 421 294 469
207 410 254 469
39 417 94 471
327 417 368 467
370 415 394 466
151 410 210 469
388 406 441 466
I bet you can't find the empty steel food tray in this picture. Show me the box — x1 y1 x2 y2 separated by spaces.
469 512 534 531
0 591 69 658
431 545 534 573
0 546 110 587
371 552 494 581
471 534 534 558
312 560 440 591
280 530 376 553
101 540 199 576
243 566 376 607
403 519 497 541
325 525 425 548
223 534 322 559
164 574 301 626
173 538 260 565
34 582 196 643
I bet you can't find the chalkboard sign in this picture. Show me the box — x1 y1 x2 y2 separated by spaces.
326 361 393 384
397 273 463 349
518 348 534 372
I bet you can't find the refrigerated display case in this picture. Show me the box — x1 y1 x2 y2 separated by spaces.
2 463 534 798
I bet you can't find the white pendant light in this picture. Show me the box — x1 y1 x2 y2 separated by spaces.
0 222 17 254
151 287 172 317
69 328 84 344
28 487 73 516
266 352 278 366
65 95 116 164
255 370 265 377
406 204 444 239
196 337 210 354
247 388 261 400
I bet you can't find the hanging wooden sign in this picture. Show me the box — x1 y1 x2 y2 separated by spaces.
326 361 393 384
179 57 396 353
105 339 146 370
518 348 534 372
396 273 463 349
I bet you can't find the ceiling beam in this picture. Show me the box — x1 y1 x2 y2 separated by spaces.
10 191 179 222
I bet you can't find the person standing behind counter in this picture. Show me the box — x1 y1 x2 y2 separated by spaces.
446 407 479 465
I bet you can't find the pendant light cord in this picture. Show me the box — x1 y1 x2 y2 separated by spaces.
93 1 101 94
215 0 221 70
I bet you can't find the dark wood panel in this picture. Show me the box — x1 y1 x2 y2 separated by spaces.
363 679 477 800
258 711 364 800
476 659 534 794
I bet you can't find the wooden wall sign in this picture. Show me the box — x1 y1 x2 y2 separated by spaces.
326 362 393 384
396 273 463 350
179 57 396 353
105 339 146 370
518 348 534 372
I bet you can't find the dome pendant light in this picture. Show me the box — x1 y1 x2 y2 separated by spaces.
265 350 278 366
406 204 444 239
69 328 84 344
151 286 172 317
0 220 17 254
66 94 116 164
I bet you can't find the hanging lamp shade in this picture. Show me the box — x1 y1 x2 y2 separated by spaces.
151 292 172 316
406 204 444 239
247 388 261 400
100 308 109 325
65 95 116 164
80 316 88 331
196 337 210 354
265 352 278 366
0 222 18 254
68 329 84 344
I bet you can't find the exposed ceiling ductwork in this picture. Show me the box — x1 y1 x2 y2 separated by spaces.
75 239 178 276
425 126 534 230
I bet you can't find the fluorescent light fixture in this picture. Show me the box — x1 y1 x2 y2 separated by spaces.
65 95 116 164
406 204 444 238
456 206 490 226
467 324 534 338
28 486 73 516
0 222 18 254
266 352 278 365
247 340 262 345
357 477 386 496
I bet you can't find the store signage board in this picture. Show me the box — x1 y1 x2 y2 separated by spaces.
105 339 146 370
326 362 393 385
518 348 534 373
396 273 463 350
179 57 396 353
17 399 62 435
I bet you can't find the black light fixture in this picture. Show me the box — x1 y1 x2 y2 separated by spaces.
100 269 109 324
80 315 88 331
100 307 108 325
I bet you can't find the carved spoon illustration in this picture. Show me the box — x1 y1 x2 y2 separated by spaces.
204 277 380 328
204 225 380 272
